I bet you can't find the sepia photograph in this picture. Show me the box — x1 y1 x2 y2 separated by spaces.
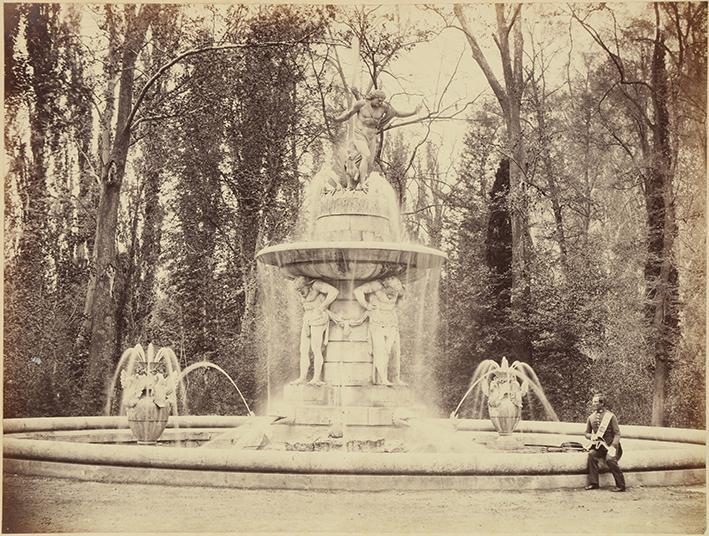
2 2 706 533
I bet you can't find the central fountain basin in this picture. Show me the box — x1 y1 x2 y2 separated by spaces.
4 416 705 491
255 241 446 281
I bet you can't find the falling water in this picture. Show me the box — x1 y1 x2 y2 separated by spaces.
105 343 187 416
256 262 304 413
394 262 442 414
178 361 253 416
451 358 559 422
104 347 140 415
105 344 251 420
255 160 447 440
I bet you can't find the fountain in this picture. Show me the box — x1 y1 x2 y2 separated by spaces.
2 78 705 491
118 344 181 444
451 358 558 429
104 343 256 445
447 357 560 449
255 169 445 443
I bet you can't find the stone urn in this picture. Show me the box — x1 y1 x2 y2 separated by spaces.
488 396 521 436
484 371 528 436
126 397 170 444
121 367 178 445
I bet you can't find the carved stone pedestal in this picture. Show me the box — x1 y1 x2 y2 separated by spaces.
276 279 415 426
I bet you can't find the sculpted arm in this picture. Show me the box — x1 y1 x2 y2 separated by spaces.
380 102 421 128
391 102 421 118
353 280 383 309
332 100 365 123
313 280 339 309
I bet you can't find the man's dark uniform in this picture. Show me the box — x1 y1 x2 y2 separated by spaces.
585 409 626 490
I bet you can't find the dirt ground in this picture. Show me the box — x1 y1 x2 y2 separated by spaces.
2 474 706 534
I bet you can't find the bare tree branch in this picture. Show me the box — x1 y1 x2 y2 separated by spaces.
125 33 317 136
453 4 509 116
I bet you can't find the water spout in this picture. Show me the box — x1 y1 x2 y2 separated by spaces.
178 361 253 416
450 358 558 422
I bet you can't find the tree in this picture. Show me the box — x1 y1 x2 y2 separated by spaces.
454 4 531 302
77 4 161 412
572 3 706 426
74 4 325 412
4 4 95 416
436 115 502 414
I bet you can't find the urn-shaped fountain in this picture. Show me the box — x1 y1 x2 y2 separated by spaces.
118 344 181 444
482 357 529 436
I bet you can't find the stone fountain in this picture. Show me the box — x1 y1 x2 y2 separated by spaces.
117 344 181 444
257 171 445 434
2 81 705 491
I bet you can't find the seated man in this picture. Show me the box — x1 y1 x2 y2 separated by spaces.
584 393 626 492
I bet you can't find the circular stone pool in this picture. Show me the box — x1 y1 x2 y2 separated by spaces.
3 416 704 491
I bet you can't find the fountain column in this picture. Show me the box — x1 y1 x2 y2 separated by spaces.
279 282 414 425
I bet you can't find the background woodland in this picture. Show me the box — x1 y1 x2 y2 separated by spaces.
3 3 706 427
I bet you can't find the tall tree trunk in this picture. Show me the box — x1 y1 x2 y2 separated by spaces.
19 4 56 285
455 4 530 302
646 23 679 426
572 4 689 425
455 4 531 361
79 5 157 413
529 77 568 266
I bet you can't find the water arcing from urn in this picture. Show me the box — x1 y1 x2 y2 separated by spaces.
451 358 559 422
105 343 187 416
105 344 252 419
178 361 253 416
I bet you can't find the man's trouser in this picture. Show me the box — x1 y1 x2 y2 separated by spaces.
587 444 626 489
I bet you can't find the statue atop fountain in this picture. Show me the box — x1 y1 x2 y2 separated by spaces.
332 88 421 189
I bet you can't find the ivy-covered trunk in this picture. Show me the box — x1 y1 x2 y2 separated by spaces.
645 26 679 427
79 5 157 413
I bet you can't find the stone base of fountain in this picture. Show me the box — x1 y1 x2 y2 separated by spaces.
277 383 416 426
494 434 523 450
4 416 705 491
284 436 390 452
283 383 414 407
314 189 396 242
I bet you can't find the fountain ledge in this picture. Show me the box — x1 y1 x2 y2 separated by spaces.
3 416 705 491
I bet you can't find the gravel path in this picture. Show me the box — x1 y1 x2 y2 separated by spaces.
2 474 706 534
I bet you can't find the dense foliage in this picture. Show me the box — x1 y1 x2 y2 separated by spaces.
3 4 705 428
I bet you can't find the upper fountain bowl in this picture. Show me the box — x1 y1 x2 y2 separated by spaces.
256 241 446 282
